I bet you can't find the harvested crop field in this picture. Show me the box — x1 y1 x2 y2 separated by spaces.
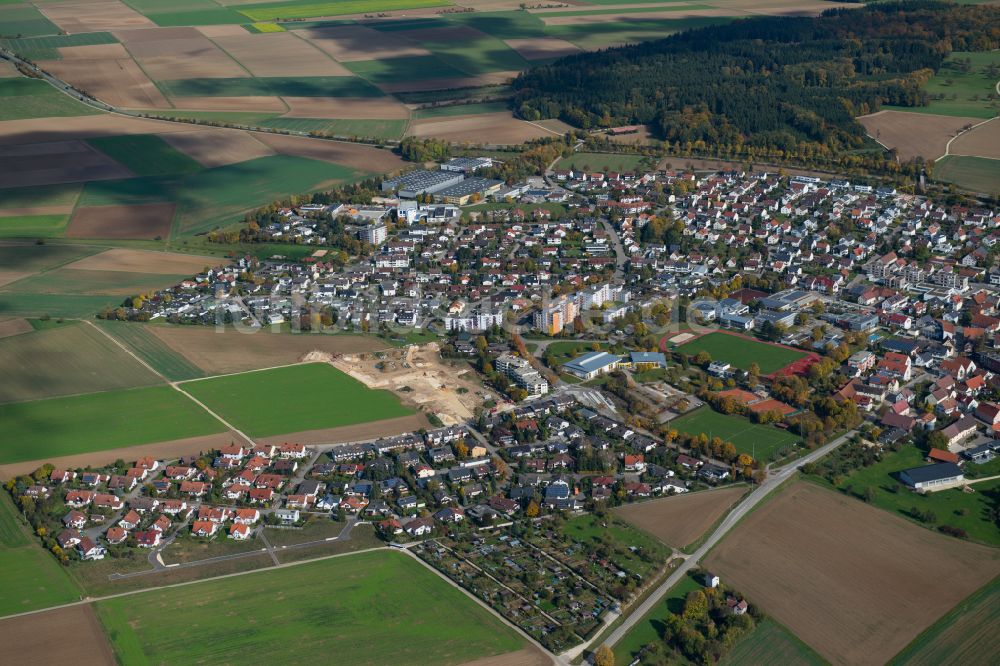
0 271 31 288
65 247 221 274
0 61 18 78
148 325 390 374
212 32 352 77
407 111 556 143
948 117 1000 160
0 140 132 189
37 53 170 109
65 203 175 239
115 27 249 81
282 96 410 119
858 110 983 161
503 37 582 60
459 647 551 666
158 128 275 167
302 25 431 62
167 95 288 111
39 0 155 33
703 482 1000 666
252 132 406 172
0 605 114 666
378 71 518 93
541 8 734 25
0 114 197 146
255 413 430 447
57 43 131 60
0 430 243 481
0 318 31 339
613 486 747 548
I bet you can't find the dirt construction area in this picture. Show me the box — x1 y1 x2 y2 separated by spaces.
703 482 1000 665
858 110 984 161
0 604 115 666
332 343 495 426
613 486 747 549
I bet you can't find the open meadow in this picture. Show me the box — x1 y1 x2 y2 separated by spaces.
703 482 1000 665
673 331 807 375
179 362 415 438
0 493 81 617
0 385 225 464
668 407 800 462
613 486 747 549
96 549 527 665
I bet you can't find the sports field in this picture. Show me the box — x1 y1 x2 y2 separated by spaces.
0 385 225 464
0 493 80 616
674 331 807 374
669 407 799 461
890 575 1000 666
179 362 414 438
0 321 162 403
96 549 525 665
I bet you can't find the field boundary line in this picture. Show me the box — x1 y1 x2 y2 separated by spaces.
936 115 999 162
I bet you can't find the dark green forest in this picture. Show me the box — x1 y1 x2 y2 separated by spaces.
513 2 1000 162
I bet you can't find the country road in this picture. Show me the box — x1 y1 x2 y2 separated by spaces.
560 429 856 664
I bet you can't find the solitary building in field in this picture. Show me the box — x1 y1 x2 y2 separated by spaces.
899 463 964 492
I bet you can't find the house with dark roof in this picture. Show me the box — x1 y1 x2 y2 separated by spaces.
899 463 964 491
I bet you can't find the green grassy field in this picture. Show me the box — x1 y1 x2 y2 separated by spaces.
0 4 59 38
87 135 203 177
0 321 163 404
720 618 826 666
6 268 187 297
96 549 524 665
934 155 1000 195
235 0 452 22
890 575 1000 666
674 331 806 374
0 493 80 617
0 243 98 274
412 101 510 118
0 214 69 238
0 292 125 318
0 77 100 121
558 152 651 172
159 75 384 98
0 385 224 464
613 570 704 665
0 32 118 60
669 407 800 462
180 362 414 437
0 183 81 211
886 51 1000 119
345 55 468 85
261 116 406 139
419 32 529 76
547 16 730 50
95 321 205 381
123 0 248 26
812 444 1000 546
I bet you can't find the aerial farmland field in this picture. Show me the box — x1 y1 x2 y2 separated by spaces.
613 486 747 549
179 362 415 437
0 385 225 464
96 549 527 665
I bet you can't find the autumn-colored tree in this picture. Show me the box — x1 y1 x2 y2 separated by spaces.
593 645 615 666
526 500 540 518
455 441 469 458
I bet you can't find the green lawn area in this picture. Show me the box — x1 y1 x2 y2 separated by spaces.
412 101 510 118
811 444 1000 547
179 362 414 438
558 152 651 172
0 493 80 617
5 267 185 297
122 0 248 25
613 570 704 665
674 331 806 374
0 385 225 464
0 32 118 60
96 549 524 665
934 155 1000 195
542 340 609 367
160 76 384 98
0 292 125 319
890 575 1000 666
345 55 468 85
420 32 529 76
234 0 452 22
720 618 826 666
95 321 205 381
0 321 163 404
0 243 98 274
0 183 81 211
0 214 70 238
87 135 203 177
0 77 100 121
669 407 800 462
886 51 1000 119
